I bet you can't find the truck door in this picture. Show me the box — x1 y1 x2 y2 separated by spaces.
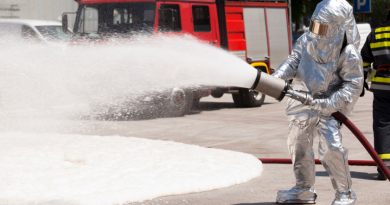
189 3 218 45
266 8 290 70
243 8 269 63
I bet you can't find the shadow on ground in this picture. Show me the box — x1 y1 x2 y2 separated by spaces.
190 101 272 112
233 203 277 205
79 101 271 121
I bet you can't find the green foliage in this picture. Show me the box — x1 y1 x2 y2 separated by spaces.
291 0 390 27
361 0 390 22
305 0 322 14
291 0 306 23
291 0 322 25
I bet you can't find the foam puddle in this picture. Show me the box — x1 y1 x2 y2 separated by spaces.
0 132 263 205
0 35 262 204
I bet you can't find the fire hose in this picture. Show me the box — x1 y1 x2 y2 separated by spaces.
250 70 390 181
258 158 376 166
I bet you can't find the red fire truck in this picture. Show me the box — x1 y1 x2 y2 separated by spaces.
62 0 291 117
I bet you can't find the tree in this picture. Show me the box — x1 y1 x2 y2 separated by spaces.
291 0 306 24
291 0 321 31
350 0 390 27
291 0 390 29
363 0 390 25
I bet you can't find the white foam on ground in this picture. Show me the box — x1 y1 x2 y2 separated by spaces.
0 132 262 205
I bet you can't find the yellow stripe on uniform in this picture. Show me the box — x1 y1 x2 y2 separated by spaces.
372 77 390 83
376 33 390 39
376 26 390 33
363 62 371 67
370 41 390 49
379 153 390 159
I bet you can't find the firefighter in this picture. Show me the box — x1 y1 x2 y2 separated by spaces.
360 9 390 180
272 0 363 204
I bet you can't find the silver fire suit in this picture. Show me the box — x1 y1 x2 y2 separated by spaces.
272 0 363 204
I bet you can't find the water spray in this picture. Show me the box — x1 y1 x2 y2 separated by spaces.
250 69 390 181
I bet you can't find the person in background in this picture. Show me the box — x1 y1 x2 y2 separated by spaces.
360 8 390 181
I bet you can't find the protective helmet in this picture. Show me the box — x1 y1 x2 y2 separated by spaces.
307 0 360 63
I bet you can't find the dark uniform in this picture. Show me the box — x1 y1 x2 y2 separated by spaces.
361 12 390 180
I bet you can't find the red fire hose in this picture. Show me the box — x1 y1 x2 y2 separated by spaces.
259 111 390 181
259 158 376 166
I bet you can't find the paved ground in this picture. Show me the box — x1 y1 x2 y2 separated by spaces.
5 91 388 204
68 91 389 205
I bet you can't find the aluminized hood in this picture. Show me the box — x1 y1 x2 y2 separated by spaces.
308 0 360 64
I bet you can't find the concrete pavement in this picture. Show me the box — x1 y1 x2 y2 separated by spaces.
11 91 386 204
121 92 389 205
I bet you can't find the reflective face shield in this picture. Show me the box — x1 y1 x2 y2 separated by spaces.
309 20 328 36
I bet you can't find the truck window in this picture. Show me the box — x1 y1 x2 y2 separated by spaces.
21 25 40 42
35 26 71 42
81 7 99 34
158 4 181 32
75 2 156 37
112 8 154 24
113 8 128 25
192 6 211 32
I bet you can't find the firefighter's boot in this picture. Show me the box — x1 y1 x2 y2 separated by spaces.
331 190 357 205
276 186 317 204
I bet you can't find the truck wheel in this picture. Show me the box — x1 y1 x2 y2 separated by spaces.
241 89 265 107
211 91 224 98
192 97 201 109
232 91 245 107
166 88 194 117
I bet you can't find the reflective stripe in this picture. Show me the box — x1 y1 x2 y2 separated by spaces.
370 41 390 49
372 77 390 83
370 83 390 91
375 26 390 33
376 33 390 39
372 49 390 56
379 154 390 159
363 62 371 67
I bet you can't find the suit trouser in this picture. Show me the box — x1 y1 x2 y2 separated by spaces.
288 116 352 193
373 92 390 174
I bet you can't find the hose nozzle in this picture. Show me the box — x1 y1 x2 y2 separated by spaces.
250 69 314 105
286 88 314 105
251 69 289 101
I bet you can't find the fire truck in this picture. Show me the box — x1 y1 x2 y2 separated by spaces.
62 0 292 117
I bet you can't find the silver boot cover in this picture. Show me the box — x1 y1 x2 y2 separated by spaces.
276 186 317 204
332 190 357 205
